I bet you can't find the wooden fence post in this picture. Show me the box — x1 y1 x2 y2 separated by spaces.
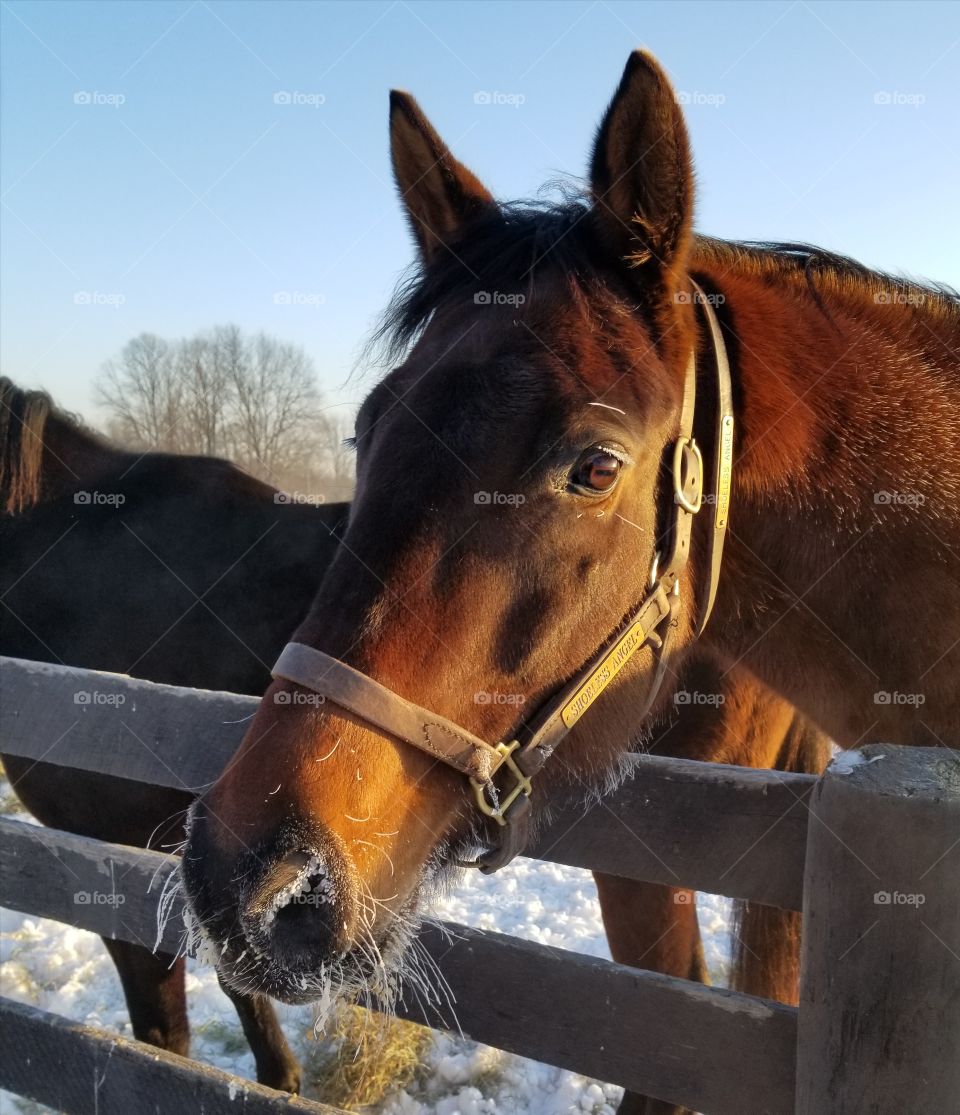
796 743 960 1112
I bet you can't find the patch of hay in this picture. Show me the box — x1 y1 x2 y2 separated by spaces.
0 764 29 817
305 1004 432 1110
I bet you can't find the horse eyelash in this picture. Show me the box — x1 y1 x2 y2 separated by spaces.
342 436 357 452
596 443 633 465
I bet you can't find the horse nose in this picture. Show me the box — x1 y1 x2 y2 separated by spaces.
241 848 347 969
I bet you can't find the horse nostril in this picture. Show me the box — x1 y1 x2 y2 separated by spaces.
248 851 319 916
243 849 343 965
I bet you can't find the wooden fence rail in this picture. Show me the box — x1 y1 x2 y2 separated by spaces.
0 816 798 1115
2 655 958 1113
1 655 813 909
0 997 345 1115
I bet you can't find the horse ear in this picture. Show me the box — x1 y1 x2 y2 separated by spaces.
589 51 694 283
390 91 496 264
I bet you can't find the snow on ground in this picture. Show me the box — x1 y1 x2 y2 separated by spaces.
0 778 732 1115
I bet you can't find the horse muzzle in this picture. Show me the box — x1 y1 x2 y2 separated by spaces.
182 800 361 1002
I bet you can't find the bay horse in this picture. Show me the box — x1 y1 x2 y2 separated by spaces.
182 49 958 1110
1 381 825 1113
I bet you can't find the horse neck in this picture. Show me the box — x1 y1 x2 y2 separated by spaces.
693 262 960 740
38 412 127 504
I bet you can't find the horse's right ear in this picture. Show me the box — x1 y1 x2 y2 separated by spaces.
589 51 694 285
390 91 496 264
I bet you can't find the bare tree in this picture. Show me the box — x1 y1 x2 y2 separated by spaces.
95 325 354 497
176 333 231 457
284 409 356 502
314 410 356 496
96 334 182 451
226 330 320 479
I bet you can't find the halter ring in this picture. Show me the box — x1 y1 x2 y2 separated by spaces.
673 436 704 515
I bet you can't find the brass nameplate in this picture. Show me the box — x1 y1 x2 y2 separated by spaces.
715 414 734 528
561 619 647 729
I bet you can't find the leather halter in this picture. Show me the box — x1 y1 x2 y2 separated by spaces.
272 280 734 873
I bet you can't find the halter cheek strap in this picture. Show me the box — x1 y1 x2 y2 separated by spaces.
695 283 734 636
271 280 734 873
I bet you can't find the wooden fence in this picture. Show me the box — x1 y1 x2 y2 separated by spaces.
0 655 957 1113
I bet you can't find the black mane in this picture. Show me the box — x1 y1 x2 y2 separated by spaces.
372 200 959 365
372 200 596 363
695 237 959 310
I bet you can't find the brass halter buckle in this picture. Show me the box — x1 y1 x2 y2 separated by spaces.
470 741 533 826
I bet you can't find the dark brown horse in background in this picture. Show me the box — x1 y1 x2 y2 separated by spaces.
1 378 825 1113
182 49 958 1113
0 376 349 1092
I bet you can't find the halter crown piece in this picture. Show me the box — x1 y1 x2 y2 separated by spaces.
272 280 734 873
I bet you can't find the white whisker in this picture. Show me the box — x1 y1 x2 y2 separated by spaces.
352 839 396 877
316 738 341 762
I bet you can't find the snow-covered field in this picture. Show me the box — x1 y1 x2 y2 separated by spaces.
1 779 732 1115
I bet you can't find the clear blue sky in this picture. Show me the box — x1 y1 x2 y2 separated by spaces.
2 0 958 423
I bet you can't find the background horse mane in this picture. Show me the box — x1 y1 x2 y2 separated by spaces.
0 377 96 513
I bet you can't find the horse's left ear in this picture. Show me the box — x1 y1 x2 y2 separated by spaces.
590 51 694 284
390 91 496 264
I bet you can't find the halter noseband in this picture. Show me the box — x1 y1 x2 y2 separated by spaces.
272 280 734 873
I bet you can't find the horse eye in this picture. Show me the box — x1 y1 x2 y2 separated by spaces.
571 449 623 494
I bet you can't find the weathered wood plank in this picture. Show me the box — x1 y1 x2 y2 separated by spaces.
528 754 813 910
0 996 347 1114
410 921 798 1115
0 817 797 1115
0 816 176 954
1 655 812 907
0 654 258 793
796 744 960 1113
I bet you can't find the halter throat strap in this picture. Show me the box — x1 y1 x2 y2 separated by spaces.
271 280 734 873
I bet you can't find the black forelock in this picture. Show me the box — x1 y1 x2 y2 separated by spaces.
371 198 606 364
